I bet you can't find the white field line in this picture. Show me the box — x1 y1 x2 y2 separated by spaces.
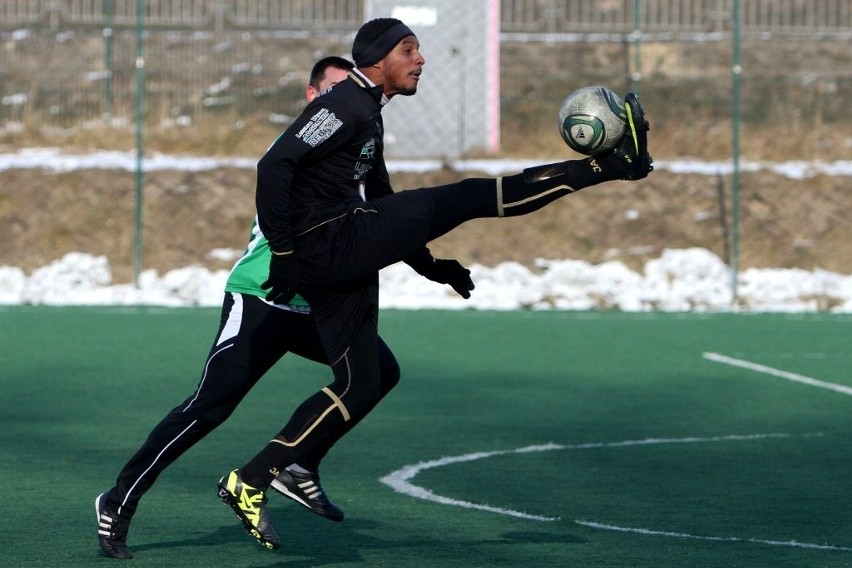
576 520 852 552
379 433 849 552
703 352 852 396
380 433 799 523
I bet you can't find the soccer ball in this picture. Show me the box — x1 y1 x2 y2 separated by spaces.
557 86 627 155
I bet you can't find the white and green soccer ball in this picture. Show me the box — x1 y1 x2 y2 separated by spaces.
557 86 627 155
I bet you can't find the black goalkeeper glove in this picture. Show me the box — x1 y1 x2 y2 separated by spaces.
612 92 653 180
416 258 475 299
261 252 301 304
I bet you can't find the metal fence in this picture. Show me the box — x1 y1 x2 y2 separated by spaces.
1 0 850 284
2 0 849 152
503 0 852 34
0 0 360 30
3 0 852 33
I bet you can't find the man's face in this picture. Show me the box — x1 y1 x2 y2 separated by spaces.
376 36 425 98
305 66 351 102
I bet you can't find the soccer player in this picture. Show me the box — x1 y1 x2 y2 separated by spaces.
216 17 652 551
95 55 461 560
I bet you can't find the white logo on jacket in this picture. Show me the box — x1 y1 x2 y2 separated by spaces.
297 108 343 147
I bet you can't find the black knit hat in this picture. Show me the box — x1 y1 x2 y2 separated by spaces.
352 18 415 67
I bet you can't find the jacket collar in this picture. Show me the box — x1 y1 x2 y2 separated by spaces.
349 69 389 106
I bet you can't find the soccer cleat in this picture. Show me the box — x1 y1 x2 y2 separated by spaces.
217 469 280 550
613 92 653 180
270 469 345 522
95 492 133 559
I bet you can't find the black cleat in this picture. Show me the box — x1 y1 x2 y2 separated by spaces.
217 469 280 550
270 469 344 522
613 92 653 180
96 492 134 559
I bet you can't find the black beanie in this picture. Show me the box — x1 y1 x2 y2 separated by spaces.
352 18 415 68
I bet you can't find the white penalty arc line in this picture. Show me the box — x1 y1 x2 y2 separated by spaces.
380 433 804 523
380 443 567 522
379 433 850 552
576 520 852 552
703 352 852 396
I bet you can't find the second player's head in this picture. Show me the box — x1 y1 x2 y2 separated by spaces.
306 56 354 102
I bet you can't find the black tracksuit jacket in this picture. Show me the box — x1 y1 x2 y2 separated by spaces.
255 69 394 256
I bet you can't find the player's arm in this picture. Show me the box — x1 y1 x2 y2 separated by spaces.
365 151 394 200
255 131 309 256
254 131 306 303
256 103 353 302
256 103 355 253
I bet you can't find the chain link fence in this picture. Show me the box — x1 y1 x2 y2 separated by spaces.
1 0 850 283
2 0 849 158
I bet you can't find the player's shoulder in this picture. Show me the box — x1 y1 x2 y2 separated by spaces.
316 78 372 110
303 86 374 137
317 75 358 100
301 82 351 120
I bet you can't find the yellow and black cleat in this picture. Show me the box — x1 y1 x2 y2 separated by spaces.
217 469 281 550
615 92 654 180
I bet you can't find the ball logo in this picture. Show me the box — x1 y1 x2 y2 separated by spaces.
570 124 593 147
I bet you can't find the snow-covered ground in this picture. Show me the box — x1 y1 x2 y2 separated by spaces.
2 248 850 312
2 149 851 312
2 147 851 179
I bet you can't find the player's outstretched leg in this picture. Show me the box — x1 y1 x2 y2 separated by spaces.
217 469 281 550
421 93 652 239
95 492 134 559
270 468 345 522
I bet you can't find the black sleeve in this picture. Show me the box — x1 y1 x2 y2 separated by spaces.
255 105 350 253
403 246 435 275
255 135 302 254
365 156 394 200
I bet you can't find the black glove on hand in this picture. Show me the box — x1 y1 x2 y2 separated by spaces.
613 92 653 180
261 252 301 304
420 258 475 299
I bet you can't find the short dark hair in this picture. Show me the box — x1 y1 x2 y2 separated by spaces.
309 56 354 90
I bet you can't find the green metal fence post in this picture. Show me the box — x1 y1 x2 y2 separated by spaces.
730 0 742 306
102 0 114 121
631 0 643 96
134 0 145 287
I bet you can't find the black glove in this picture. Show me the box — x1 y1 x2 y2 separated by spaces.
261 252 301 304
612 92 653 180
417 258 475 299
